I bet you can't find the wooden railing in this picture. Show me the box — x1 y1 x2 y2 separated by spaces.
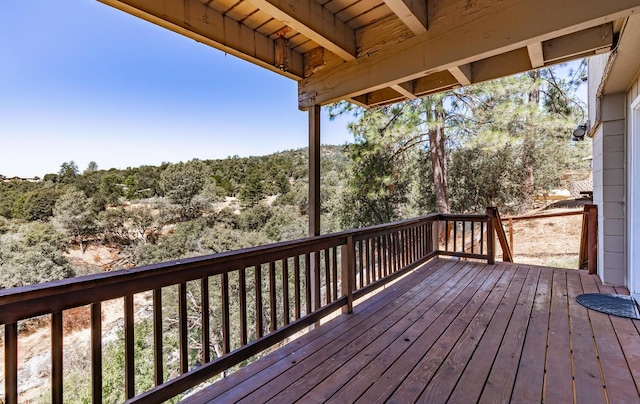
0 212 496 404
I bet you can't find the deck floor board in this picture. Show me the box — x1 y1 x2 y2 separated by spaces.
183 258 640 404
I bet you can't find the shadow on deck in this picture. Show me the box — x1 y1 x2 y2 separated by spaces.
185 258 640 403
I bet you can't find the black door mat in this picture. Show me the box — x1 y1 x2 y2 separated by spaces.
576 293 640 319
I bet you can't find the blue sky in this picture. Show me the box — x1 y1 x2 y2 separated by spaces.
0 1 354 178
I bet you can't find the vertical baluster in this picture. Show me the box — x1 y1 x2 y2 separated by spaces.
152 289 163 386
382 234 388 277
406 229 411 265
462 221 466 253
254 265 263 338
221 273 230 354
376 236 382 280
445 220 450 251
91 302 102 403
368 239 375 283
324 248 331 304
52 311 63 404
357 240 364 289
5 322 18 404
480 222 485 255
124 295 135 397
239 269 247 345
294 255 301 320
399 230 405 267
453 221 458 252
269 262 277 332
332 248 338 299
471 222 475 254
412 227 417 262
364 239 371 286
282 258 290 325
178 284 188 374
390 232 395 272
201 279 211 363
402 230 407 267
304 254 311 315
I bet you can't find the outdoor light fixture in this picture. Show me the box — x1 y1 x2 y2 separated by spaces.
572 124 588 141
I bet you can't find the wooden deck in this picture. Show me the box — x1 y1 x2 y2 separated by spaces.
184 258 640 403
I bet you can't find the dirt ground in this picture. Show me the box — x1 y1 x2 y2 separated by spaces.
496 200 589 268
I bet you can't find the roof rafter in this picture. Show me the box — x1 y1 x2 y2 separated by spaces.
98 0 304 79
299 0 640 108
383 0 428 34
246 0 357 61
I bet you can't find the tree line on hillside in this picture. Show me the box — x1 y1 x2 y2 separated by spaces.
0 147 347 289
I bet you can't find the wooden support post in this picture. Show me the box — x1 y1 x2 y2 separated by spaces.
309 105 321 237
341 236 355 314
486 207 495 265
309 105 322 314
585 204 598 274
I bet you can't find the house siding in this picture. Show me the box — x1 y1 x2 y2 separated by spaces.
590 50 640 287
590 88 627 286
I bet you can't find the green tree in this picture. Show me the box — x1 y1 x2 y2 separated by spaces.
53 188 95 253
11 188 62 221
161 161 209 220
0 222 74 288
58 161 79 184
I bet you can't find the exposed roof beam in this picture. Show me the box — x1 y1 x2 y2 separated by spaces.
391 83 418 99
527 43 545 68
299 0 640 108
383 0 428 34
543 23 613 63
357 71 457 107
247 0 357 61
98 0 304 79
448 65 472 86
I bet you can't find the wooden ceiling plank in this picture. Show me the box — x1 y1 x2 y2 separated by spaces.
413 70 458 96
543 22 614 63
470 48 532 83
383 0 428 34
246 0 357 61
99 0 304 78
299 0 640 108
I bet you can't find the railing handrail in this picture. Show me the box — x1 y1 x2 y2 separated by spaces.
0 213 439 324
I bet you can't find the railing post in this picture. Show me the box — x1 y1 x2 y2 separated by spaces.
486 207 495 265
341 236 355 314
5 323 18 404
432 220 440 255
585 204 598 274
